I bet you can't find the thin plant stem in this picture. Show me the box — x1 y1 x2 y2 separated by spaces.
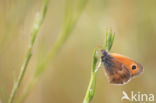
83 30 115 103
34 0 88 78
7 0 49 103
17 0 88 103
83 72 96 103
83 49 98 103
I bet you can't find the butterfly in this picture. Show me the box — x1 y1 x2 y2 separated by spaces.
101 50 143 85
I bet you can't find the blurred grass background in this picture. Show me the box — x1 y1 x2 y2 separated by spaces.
0 0 156 103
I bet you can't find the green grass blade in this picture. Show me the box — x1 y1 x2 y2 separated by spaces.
7 0 49 103
83 29 115 103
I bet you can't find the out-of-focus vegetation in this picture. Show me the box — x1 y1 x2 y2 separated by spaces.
0 0 156 103
8 0 49 103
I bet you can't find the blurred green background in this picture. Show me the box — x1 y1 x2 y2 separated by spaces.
0 0 156 103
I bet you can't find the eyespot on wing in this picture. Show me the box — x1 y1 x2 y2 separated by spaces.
110 53 144 77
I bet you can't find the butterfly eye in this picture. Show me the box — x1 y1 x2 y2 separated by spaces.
132 65 136 70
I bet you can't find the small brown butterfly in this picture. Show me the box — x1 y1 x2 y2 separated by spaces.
101 50 143 85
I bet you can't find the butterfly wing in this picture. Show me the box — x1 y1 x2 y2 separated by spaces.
101 50 131 84
109 61 131 84
110 53 144 77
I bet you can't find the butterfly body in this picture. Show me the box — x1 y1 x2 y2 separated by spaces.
101 50 143 85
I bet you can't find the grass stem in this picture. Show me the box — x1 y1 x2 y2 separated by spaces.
17 0 87 103
7 0 49 103
83 30 115 103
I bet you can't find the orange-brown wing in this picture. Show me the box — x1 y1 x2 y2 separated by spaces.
101 50 131 84
110 53 144 77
